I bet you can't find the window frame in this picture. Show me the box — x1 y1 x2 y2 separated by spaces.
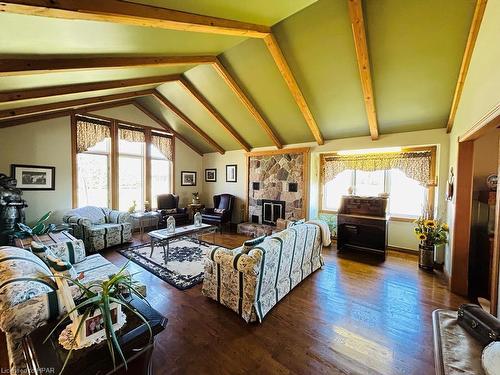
319 146 437 221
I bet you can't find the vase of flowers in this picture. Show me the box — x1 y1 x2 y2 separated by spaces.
414 217 449 270
192 192 200 205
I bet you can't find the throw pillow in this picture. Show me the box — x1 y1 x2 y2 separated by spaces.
46 251 77 279
162 208 177 215
242 235 266 253
287 218 306 228
214 208 226 214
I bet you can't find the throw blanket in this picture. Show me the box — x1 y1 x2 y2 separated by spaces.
307 220 331 246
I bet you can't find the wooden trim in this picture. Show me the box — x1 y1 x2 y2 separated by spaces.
0 109 71 128
245 147 310 158
303 148 310 220
0 89 152 120
0 74 181 102
144 128 152 207
450 141 474 295
446 0 488 133
132 101 204 156
490 138 500 316
151 89 225 154
80 111 173 135
110 119 119 210
347 0 379 140
212 59 282 149
0 56 215 77
177 77 251 152
263 33 324 145
459 102 500 142
0 1 270 38
70 112 78 208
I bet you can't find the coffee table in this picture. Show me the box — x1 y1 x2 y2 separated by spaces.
148 223 217 265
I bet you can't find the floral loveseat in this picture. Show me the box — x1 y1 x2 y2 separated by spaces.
63 206 132 252
0 241 145 373
202 222 324 322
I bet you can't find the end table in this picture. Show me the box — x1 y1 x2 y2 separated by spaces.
187 204 205 220
130 212 161 241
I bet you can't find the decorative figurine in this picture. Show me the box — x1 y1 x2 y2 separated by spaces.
0 173 28 245
166 216 176 233
128 200 137 214
194 212 202 227
144 200 151 212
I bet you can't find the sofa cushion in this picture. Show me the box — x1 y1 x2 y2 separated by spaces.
162 208 177 215
88 223 128 237
46 240 86 264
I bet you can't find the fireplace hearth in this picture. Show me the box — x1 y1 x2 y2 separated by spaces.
262 199 285 226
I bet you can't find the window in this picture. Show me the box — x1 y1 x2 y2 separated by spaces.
388 169 426 218
323 170 353 211
354 170 385 197
151 141 172 209
118 128 145 211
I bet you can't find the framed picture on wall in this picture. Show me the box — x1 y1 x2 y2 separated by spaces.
226 164 237 183
205 169 217 182
11 164 55 191
181 171 197 186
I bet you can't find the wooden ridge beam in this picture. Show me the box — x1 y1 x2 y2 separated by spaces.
446 0 488 133
0 56 215 77
178 77 251 152
0 89 151 120
0 0 270 38
151 89 225 154
263 33 324 145
347 0 379 140
132 101 203 157
212 58 282 149
0 74 182 102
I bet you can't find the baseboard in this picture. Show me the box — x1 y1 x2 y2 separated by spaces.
387 246 418 254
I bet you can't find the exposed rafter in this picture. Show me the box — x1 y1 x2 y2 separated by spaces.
0 89 152 120
0 0 270 38
178 77 251 152
263 34 324 145
0 74 181 102
0 56 215 77
151 89 225 154
347 0 379 140
212 58 282 149
133 101 203 156
446 0 488 133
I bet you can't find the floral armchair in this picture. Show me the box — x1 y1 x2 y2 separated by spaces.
63 206 132 253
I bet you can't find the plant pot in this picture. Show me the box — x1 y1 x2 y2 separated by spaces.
434 243 445 269
418 244 434 270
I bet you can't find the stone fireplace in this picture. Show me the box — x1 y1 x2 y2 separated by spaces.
261 199 286 226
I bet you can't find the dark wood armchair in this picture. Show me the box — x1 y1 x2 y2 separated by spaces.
156 194 189 226
201 194 235 233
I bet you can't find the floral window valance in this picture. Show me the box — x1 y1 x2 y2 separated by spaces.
119 127 145 143
322 150 432 186
76 116 110 153
151 133 173 161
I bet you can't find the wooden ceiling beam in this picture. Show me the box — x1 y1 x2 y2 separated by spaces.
212 58 282 149
0 74 182 102
0 56 216 77
0 89 151 120
0 0 270 38
348 0 379 140
446 0 488 133
132 101 204 157
263 33 324 145
177 77 251 152
151 89 225 154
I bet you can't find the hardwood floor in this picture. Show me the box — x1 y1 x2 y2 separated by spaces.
0 232 468 374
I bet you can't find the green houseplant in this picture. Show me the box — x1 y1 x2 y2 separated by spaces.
15 211 68 238
46 263 152 374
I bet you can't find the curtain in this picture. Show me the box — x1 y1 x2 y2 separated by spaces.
322 150 432 186
76 117 110 153
119 127 145 143
151 134 173 161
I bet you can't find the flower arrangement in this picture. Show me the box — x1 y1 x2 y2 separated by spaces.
413 217 449 246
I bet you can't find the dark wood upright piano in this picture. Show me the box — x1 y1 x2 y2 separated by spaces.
337 195 389 260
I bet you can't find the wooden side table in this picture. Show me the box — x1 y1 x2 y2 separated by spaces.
130 212 160 241
187 204 205 220
22 297 167 375
14 231 77 249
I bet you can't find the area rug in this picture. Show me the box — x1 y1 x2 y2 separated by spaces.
118 238 223 290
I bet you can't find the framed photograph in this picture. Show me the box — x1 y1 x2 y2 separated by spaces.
181 171 197 186
11 164 55 191
205 168 217 182
226 164 237 183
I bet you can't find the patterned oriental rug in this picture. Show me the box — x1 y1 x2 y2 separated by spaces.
118 238 222 290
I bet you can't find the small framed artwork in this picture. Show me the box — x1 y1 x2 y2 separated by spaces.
205 168 217 182
11 164 55 191
181 171 197 186
226 164 237 183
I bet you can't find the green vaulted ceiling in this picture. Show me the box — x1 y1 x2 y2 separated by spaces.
0 0 477 153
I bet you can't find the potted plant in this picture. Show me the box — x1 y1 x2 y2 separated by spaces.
47 263 151 374
414 217 449 270
14 211 69 239
192 192 200 205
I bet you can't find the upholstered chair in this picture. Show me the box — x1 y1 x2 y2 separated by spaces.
156 194 189 226
201 194 235 233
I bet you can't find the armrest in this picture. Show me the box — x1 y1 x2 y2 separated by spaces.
47 239 86 264
108 210 130 224
209 247 263 275
63 214 91 227
177 207 187 214
202 208 214 214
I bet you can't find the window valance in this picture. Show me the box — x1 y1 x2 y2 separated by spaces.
119 127 145 143
322 150 432 186
151 134 173 161
76 116 110 153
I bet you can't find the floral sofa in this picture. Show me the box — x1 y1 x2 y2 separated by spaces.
63 206 132 252
202 222 324 322
0 240 145 373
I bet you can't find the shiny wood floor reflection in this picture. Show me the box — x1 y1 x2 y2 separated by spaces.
0 233 468 374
